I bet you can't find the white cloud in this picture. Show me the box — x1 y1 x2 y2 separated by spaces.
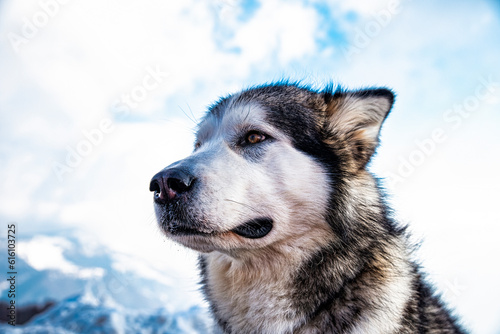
335 0 400 16
18 236 105 279
230 1 319 64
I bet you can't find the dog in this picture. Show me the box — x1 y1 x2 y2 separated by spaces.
149 83 466 333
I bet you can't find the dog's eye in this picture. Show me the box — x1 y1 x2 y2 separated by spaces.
245 131 266 144
194 142 201 150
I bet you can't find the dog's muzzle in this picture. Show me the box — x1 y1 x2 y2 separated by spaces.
150 166 273 239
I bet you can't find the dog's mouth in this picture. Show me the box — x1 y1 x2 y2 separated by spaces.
231 218 273 239
167 224 214 236
164 218 273 239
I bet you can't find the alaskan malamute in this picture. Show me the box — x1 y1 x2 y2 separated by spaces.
150 83 466 333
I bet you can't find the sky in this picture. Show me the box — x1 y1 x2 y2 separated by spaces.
0 0 499 332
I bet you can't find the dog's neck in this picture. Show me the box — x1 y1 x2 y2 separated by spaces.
200 249 307 333
200 225 412 334
200 226 334 333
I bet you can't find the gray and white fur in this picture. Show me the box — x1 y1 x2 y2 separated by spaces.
150 83 466 334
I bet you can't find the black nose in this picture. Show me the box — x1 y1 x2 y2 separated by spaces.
149 168 195 203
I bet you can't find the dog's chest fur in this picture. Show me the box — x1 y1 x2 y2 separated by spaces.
201 241 414 334
203 252 304 333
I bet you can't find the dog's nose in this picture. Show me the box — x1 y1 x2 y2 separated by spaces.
149 168 195 203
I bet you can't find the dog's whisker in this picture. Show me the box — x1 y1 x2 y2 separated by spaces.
223 199 265 215
179 104 197 124
242 105 252 123
187 103 199 124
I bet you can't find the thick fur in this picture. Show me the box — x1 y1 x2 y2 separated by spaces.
151 83 466 333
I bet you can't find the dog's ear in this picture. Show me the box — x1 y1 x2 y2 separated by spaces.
323 88 394 170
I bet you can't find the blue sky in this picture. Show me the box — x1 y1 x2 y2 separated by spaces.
1 0 499 332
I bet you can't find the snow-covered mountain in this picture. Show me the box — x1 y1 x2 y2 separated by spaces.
0 233 211 333
2 288 210 333
3 293 210 333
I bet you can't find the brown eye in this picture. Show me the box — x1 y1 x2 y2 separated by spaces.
194 142 201 149
246 132 265 144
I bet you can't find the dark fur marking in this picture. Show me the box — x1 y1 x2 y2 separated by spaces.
198 256 231 333
400 265 467 333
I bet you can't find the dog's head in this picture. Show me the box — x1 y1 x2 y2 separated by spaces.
150 84 394 253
